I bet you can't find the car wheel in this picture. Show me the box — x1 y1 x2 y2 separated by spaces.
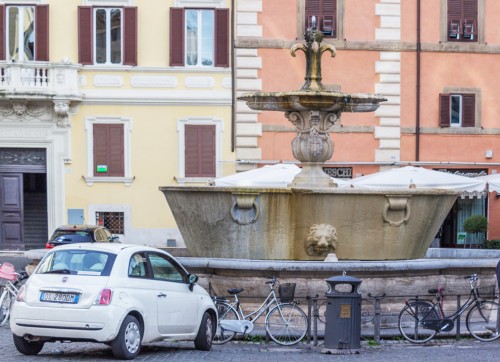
194 312 214 351
110 315 142 360
12 335 44 355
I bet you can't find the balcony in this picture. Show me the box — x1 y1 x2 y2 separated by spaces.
0 61 82 127
0 61 82 101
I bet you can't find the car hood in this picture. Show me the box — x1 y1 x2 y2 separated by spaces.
24 274 109 309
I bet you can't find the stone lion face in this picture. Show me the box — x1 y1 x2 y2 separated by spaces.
306 223 337 256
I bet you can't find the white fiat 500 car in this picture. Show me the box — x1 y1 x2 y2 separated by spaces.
10 243 217 360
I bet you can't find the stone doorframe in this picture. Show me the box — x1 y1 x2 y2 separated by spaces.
0 100 75 238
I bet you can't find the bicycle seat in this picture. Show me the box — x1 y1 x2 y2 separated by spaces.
227 288 244 295
428 288 444 294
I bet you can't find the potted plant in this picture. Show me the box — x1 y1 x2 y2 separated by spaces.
463 215 488 248
463 215 488 234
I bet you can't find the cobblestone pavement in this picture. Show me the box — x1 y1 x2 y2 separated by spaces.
1 324 500 362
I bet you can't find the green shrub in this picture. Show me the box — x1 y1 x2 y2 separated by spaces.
484 240 500 249
463 215 488 234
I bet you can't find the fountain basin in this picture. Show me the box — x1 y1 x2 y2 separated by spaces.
160 186 459 260
239 90 386 112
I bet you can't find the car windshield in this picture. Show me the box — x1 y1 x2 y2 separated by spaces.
37 250 116 276
50 231 92 243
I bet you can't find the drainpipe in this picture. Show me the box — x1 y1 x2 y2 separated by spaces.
231 0 236 152
415 0 421 161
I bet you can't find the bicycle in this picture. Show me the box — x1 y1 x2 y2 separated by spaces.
212 276 308 346
398 274 500 343
0 262 29 326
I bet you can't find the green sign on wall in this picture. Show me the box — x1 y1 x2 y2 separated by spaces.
96 164 108 173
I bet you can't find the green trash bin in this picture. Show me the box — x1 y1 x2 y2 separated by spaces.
324 273 362 353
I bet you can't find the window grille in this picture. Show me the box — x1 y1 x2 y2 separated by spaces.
96 212 124 234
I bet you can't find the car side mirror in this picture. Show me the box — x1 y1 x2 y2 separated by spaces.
188 274 198 291
109 235 120 243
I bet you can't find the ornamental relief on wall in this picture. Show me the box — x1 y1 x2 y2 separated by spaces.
0 100 75 127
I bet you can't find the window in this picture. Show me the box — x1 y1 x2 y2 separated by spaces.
85 117 133 185
148 253 185 283
185 124 216 178
448 0 477 41
96 212 124 234
93 124 124 177
439 93 475 127
170 7 229 67
128 253 149 278
78 6 137 65
0 4 49 61
305 0 337 37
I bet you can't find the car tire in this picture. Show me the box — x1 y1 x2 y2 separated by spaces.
12 335 44 355
110 315 142 360
194 312 214 351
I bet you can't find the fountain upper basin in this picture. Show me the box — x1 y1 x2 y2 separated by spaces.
160 186 459 261
239 90 387 112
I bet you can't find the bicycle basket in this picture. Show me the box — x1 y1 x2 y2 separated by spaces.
279 283 296 303
0 262 16 281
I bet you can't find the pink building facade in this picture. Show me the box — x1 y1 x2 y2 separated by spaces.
234 0 500 246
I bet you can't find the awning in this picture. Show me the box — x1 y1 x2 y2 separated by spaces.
212 164 351 188
350 166 486 197
477 173 500 193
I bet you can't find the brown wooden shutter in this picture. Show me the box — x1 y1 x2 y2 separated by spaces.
108 125 125 176
78 6 93 65
185 125 216 177
322 0 336 37
35 5 49 61
462 94 475 127
462 0 478 39
93 124 108 177
170 8 184 66
200 126 216 176
0 5 5 60
123 7 137 66
93 124 124 177
439 94 451 127
215 9 229 68
305 0 321 28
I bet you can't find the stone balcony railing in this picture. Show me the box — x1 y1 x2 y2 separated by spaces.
0 61 82 100
0 61 82 127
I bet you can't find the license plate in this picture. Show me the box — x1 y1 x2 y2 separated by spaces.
40 292 79 304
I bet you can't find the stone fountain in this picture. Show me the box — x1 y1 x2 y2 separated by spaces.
160 23 459 261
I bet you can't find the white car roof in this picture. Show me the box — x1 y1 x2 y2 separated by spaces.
52 242 170 255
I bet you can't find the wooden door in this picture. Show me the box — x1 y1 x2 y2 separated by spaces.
0 173 23 249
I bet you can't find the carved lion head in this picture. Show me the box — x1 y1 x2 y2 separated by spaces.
306 223 337 256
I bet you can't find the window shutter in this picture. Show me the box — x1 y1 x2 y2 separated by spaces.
35 5 49 61
462 94 475 127
200 126 216 176
108 125 125 176
215 9 229 68
93 125 109 177
462 0 477 39
0 5 4 60
185 125 199 177
169 8 184 66
185 125 216 177
439 94 451 127
93 124 124 177
78 6 93 65
123 7 137 66
305 0 321 28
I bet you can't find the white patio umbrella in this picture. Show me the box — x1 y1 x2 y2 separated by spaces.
477 173 500 193
350 166 486 193
212 163 351 188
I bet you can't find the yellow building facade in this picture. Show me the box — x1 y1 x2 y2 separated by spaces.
0 0 235 249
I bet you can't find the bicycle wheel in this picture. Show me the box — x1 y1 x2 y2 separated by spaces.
398 301 438 343
265 303 308 346
0 288 13 326
466 301 500 342
213 301 240 344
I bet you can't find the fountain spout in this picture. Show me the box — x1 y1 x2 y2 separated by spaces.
291 22 336 91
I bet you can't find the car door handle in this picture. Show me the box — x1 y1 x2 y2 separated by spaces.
157 292 167 298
